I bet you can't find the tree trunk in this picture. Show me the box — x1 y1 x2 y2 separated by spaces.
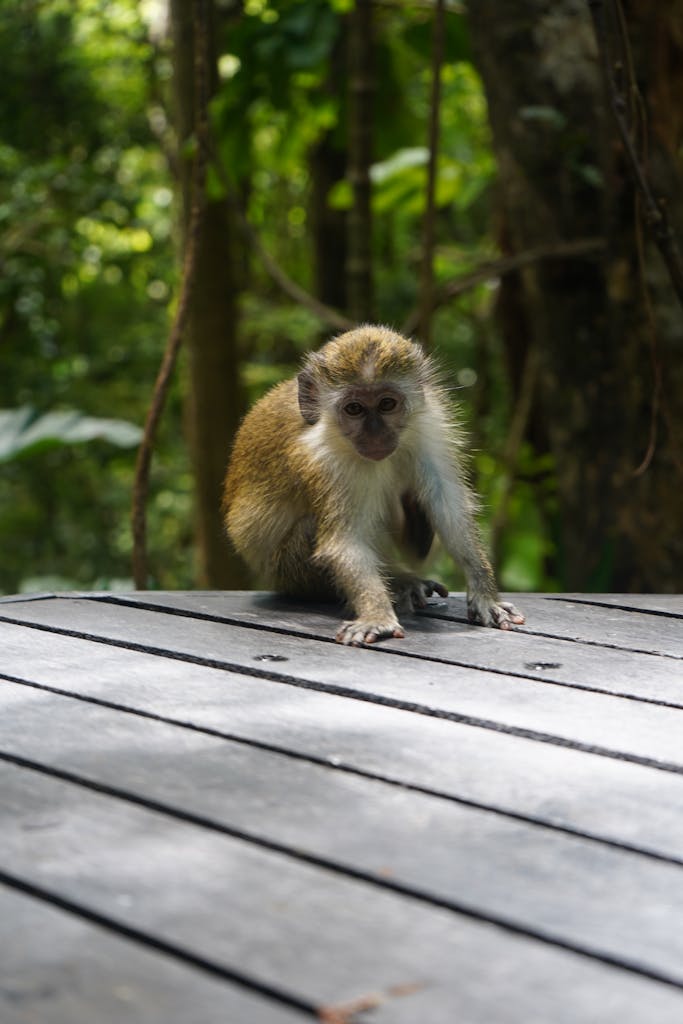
469 0 683 592
311 136 348 316
347 0 374 323
417 0 446 350
170 0 248 588
309 27 348 321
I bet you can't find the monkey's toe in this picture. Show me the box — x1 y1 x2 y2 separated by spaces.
426 579 449 599
392 575 448 613
336 619 405 646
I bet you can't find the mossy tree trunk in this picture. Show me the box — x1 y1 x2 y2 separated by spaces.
469 0 683 591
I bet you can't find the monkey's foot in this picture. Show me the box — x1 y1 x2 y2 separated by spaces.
391 574 449 614
336 617 406 646
467 596 525 631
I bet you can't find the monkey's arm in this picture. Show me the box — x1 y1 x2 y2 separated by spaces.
416 456 524 630
314 532 404 645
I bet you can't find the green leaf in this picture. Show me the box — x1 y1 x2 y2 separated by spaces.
0 406 142 462
519 105 567 130
576 164 604 189
328 179 353 210
0 407 34 461
370 147 429 183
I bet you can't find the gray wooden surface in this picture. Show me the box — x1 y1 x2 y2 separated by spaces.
0 590 682 1023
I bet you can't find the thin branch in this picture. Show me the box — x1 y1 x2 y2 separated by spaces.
209 145 353 332
631 194 661 476
402 237 604 336
131 0 210 589
417 0 446 350
588 0 683 308
374 0 463 9
490 343 542 558
209 154 601 346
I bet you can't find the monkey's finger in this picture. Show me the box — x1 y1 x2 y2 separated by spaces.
469 599 525 630
500 602 525 624
492 606 524 630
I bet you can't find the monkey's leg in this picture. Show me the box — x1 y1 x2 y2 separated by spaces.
272 517 338 600
314 535 405 645
420 475 525 630
458 543 524 630
451 536 525 630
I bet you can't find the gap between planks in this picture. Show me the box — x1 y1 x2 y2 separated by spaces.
93 593 683 663
3 670 683 871
3 748 683 997
0 613 682 778
547 596 683 621
0 867 318 1019
1 602 681 716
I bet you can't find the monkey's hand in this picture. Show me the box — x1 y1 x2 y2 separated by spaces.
467 595 525 631
391 574 449 614
336 617 406 646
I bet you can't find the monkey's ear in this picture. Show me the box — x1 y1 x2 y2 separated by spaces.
297 369 320 424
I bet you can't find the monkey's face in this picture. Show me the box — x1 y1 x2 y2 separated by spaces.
336 384 407 461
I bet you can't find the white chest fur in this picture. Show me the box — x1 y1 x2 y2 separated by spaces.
302 415 415 533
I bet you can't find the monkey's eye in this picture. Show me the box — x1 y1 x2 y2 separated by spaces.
378 396 398 413
343 401 365 417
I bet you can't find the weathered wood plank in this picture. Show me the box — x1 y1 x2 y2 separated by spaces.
9 587 679 621
3 759 683 1021
50 589 683 619
137 590 683 657
433 593 683 657
0 884 305 1024
2 622 683 866
553 594 683 617
1 600 682 768
94 591 683 702
3 680 683 985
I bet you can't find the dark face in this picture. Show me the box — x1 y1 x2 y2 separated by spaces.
337 384 407 461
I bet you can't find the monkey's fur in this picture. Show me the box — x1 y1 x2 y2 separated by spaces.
224 325 524 645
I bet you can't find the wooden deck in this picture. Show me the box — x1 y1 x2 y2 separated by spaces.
1 590 682 1023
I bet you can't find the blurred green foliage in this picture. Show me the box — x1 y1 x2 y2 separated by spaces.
0 0 189 593
0 0 556 595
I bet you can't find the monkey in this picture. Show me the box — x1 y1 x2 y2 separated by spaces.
223 325 524 646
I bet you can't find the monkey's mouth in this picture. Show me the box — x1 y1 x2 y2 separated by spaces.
357 445 395 462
